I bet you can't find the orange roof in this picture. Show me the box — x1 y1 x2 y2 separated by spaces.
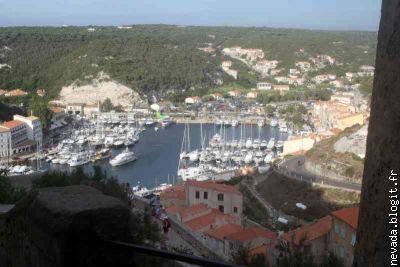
168 204 210 221
160 184 186 201
331 207 359 230
0 89 6 95
329 128 342 135
205 224 243 240
186 180 241 195
282 216 332 246
5 89 28 96
1 120 24 129
249 243 275 257
226 227 277 242
184 209 237 231
51 107 64 113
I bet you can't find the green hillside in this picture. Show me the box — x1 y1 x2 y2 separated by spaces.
0 25 377 99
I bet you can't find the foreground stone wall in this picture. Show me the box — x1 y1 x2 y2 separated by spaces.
0 185 136 267
353 1 400 266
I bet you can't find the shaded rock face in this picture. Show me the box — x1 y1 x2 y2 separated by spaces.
0 185 136 267
354 1 400 266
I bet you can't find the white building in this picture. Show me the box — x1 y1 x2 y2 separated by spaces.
257 82 272 90
0 127 12 164
14 115 43 143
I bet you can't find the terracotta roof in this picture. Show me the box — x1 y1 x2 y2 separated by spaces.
5 89 28 96
226 227 277 243
282 216 332 246
329 128 342 135
1 120 24 129
51 107 64 113
179 204 209 220
184 209 237 232
249 243 275 257
186 180 241 195
331 207 359 230
166 205 184 216
160 184 186 201
205 224 243 241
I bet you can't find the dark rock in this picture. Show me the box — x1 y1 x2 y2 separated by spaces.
0 185 136 267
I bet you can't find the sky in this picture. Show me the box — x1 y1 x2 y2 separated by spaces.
0 0 381 31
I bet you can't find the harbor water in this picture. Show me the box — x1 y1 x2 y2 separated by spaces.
48 123 286 188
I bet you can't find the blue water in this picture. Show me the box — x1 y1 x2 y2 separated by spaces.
50 123 284 188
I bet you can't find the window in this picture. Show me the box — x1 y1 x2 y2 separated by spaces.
334 222 340 234
340 226 346 239
339 246 345 258
351 233 356 246
218 193 224 201
219 205 224 213
203 191 208 199
195 191 200 199
233 207 238 213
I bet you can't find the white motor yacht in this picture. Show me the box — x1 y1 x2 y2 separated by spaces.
245 138 253 149
110 148 137 167
68 153 90 167
267 138 276 150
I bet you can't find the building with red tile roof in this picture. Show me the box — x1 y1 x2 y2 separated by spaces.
160 184 186 208
36 88 46 97
282 216 332 264
185 180 243 217
1 120 24 129
167 203 210 223
329 207 359 267
184 208 239 233
205 224 243 241
4 89 28 97
0 89 6 96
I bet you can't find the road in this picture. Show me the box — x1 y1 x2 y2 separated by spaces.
277 155 362 192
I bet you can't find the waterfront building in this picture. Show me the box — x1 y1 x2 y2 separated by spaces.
273 84 290 94
329 207 359 267
0 127 12 164
14 115 42 143
0 120 33 155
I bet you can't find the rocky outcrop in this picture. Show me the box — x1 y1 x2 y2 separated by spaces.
0 185 136 267
353 1 400 266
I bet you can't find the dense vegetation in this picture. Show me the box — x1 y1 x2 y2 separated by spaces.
0 26 377 101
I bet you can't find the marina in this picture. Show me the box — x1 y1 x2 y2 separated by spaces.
21 119 288 189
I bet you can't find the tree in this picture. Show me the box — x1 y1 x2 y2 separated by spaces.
359 76 374 97
0 175 26 204
232 245 251 265
265 105 276 116
28 96 51 128
100 98 114 112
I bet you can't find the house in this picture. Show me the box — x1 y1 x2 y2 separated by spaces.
50 107 67 130
246 91 258 99
273 84 290 93
0 89 6 96
257 82 272 90
224 227 277 260
83 103 100 116
185 180 243 216
274 76 289 83
13 115 42 142
360 65 375 73
205 224 243 258
185 96 202 105
228 90 241 98
184 208 240 233
345 72 356 80
330 80 344 88
36 88 46 97
224 69 238 79
5 89 28 97
160 183 186 208
282 216 332 264
65 103 85 115
295 61 311 72
210 92 223 100
329 207 359 267
221 61 233 68
330 93 354 105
